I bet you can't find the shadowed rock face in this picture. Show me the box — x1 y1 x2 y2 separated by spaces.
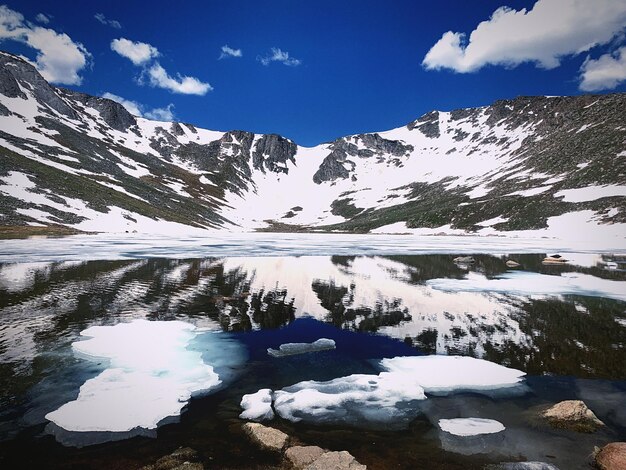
253 134 298 174
0 52 77 119
407 110 440 138
59 89 137 132
313 133 413 184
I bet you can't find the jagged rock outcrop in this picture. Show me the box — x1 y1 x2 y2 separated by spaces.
0 52 77 119
253 134 298 174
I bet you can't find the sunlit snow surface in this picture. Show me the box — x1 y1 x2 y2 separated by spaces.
0 232 624 264
438 418 505 436
45 320 242 433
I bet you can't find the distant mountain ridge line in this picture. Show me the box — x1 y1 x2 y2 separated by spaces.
0 49 624 239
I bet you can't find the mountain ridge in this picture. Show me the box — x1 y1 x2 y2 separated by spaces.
0 50 624 240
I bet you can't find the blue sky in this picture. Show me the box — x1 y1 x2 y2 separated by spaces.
2 0 626 146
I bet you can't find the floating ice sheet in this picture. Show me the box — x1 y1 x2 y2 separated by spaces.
265 355 525 429
379 355 526 394
267 338 336 357
239 389 274 422
273 372 427 429
439 418 505 436
45 320 230 433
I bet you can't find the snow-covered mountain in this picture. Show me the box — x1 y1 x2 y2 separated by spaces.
0 50 624 239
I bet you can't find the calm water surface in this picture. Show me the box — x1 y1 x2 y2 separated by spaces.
0 250 624 469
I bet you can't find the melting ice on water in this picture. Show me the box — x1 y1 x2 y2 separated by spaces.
247 355 525 428
438 418 505 436
267 338 336 357
46 319 243 433
239 389 275 422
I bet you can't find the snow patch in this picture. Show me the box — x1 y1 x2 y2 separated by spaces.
554 185 626 203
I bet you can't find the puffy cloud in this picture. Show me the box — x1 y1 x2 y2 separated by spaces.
111 38 159 65
423 0 626 73
0 5 91 85
35 13 50 24
94 13 122 29
219 44 242 59
111 37 211 95
258 47 301 66
144 103 175 121
143 62 212 95
102 92 175 121
579 46 626 91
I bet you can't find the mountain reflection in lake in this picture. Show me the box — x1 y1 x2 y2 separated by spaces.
0 253 625 469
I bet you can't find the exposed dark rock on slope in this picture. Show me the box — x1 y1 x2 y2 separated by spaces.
0 50 624 236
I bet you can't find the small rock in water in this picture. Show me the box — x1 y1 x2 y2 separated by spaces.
304 450 366 470
284 446 326 468
505 260 521 268
594 442 626 470
541 400 604 432
486 462 560 470
242 422 289 452
139 447 203 470
542 254 568 265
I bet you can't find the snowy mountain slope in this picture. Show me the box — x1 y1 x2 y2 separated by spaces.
0 50 624 238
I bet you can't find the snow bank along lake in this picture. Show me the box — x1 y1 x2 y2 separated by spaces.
0 235 624 469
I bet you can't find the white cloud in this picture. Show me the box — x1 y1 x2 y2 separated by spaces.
110 37 211 95
94 13 121 29
0 5 91 85
219 44 242 59
579 46 626 91
144 103 175 121
111 37 159 65
143 62 212 95
35 13 50 24
258 47 301 66
422 0 626 73
102 92 175 121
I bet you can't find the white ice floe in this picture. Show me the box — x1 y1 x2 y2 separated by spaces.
267 338 336 357
426 271 626 302
239 388 274 422
266 355 524 428
45 320 223 433
273 371 427 428
438 418 505 436
379 355 525 394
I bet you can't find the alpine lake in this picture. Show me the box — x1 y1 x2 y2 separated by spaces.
0 233 624 470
